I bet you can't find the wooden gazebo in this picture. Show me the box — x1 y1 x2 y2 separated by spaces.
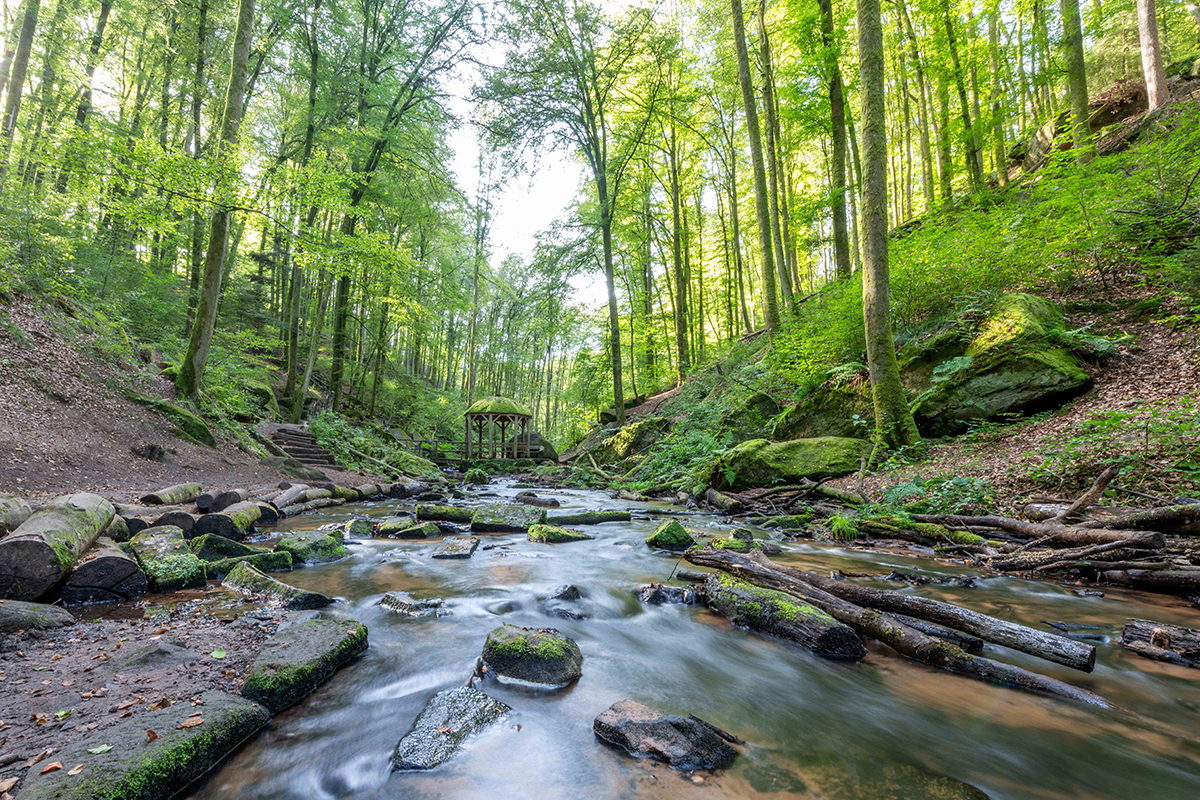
464 397 533 460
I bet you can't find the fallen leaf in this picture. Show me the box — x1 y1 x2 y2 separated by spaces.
117 700 137 710
22 749 49 769
177 718 203 729
62 680 74 687
149 698 171 712
86 745 112 754
67 764 83 776
40 762 62 774
435 726 451 735
146 730 158 743
54 709 71 721
209 649 226 660
0 778 17 792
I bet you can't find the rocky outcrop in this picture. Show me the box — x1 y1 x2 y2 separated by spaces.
392 686 511 770
592 699 737 770
703 437 868 491
242 618 368 713
482 625 583 687
593 417 670 465
720 392 781 441
773 381 872 441
509 430 559 461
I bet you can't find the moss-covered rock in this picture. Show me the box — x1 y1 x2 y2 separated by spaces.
416 504 473 524
15 690 270 800
128 526 207 592
646 519 696 550
342 519 376 538
465 396 532 416
245 379 280 419
704 437 869 491
0 599 74 633
470 504 546 533
482 624 582 687
190 534 260 562
721 391 782 441
241 618 368 713
130 396 216 447
221 561 330 609
274 530 345 564
527 524 594 544
378 518 439 539
774 381 873 441
203 550 293 578
758 512 815 530
593 417 670 464
546 510 632 526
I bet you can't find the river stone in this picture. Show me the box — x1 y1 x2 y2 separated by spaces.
710 537 783 556
646 520 696 551
636 585 699 605
343 519 376 538
482 625 582 687
527 523 593 544
380 519 439 539
275 529 346 564
593 699 737 770
392 686 511 771
15 690 270 800
546 510 632 526
431 536 480 559
416 504 473 523
381 590 445 617
127 525 207 592
0 598 74 634
471 504 546 533
203 550 293 578
704 437 869 492
242 618 369 713
221 561 332 609
552 585 584 601
190 533 261 562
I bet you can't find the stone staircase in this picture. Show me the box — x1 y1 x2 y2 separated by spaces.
269 425 343 470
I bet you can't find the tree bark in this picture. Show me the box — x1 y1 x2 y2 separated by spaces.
0 0 39 185
139 483 203 506
0 493 115 600
818 0 851 279
1060 0 1093 163
1137 0 1169 109
758 0 793 308
191 500 262 541
1122 619 1200 668
0 494 33 534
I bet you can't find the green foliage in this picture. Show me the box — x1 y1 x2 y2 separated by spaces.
310 412 441 479
878 475 996 515
826 514 859 542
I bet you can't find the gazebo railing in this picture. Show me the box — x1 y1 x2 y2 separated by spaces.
402 439 543 464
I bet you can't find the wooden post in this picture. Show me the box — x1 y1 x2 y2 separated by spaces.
464 415 470 461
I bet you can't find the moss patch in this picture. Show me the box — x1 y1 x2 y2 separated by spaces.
527 524 593 544
646 519 696 550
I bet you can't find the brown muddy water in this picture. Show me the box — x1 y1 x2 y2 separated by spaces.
182 482 1200 799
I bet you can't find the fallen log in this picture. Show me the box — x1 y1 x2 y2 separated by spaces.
884 613 985 654
208 489 251 513
705 488 745 514
1121 619 1200 669
0 493 115 600
273 484 310 508
1082 503 1200 534
102 513 130 543
60 537 148 605
1049 466 1120 524
221 561 331 609
139 482 203 506
910 513 1163 547
354 483 381 500
1101 568 1200 594
546 510 632 526
702 573 865 658
989 536 1163 572
127 525 207 592
255 502 280 526
281 497 346 517
686 548 1107 702
316 483 359 501
0 494 32 534
191 501 262 541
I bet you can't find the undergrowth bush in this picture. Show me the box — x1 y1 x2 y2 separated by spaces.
310 411 441 479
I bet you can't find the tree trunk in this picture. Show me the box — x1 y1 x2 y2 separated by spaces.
139 483 203 506
989 12 1008 182
60 537 147 605
176 0 256 399
0 0 39 185
730 0 779 332
0 494 33 534
818 0 851 279
1060 0 1093 163
942 0 983 189
668 119 689 382
0 493 115 600
192 501 262 541
758 0 793 308
293 269 330 422
1137 0 1169 109
858 0 921 460
599 180 626 425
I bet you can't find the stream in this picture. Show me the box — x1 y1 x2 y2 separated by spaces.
185 481 1200 799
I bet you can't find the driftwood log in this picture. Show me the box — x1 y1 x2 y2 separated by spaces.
1101 568 1200 594
0 494 33 535
208 489 251 513
909 514 1161 547
1121 619 1200 668
281 497 346 516
704 488 746 514
0 493 115 600
139 483 203 506
685 548 1109 706
60 537 148 605
191 501 262 541
273 484 311 508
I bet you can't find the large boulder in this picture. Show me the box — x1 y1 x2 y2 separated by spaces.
245 379 280 419
704 438 869 492
645 520 696 551
508 430 559 461
599 395 647 424
242 618 368 713
593 699 737 770
482 625 582 687
392 686 511 771
593 417 670 465
904 294 1092 436
773 381 872 441
720 392 781 441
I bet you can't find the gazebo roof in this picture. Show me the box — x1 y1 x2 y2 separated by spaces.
465 396 532 417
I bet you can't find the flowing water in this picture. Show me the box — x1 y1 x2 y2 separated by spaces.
186 482 1200 799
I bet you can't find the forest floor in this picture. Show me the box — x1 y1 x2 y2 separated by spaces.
0 297 380 504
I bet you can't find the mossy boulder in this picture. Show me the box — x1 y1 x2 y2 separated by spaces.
15 690 270 800
274 530 345 564
378 518 439 539
704 437 869 491
645 519 696 551
130 396 216 447
245 379 280 419
342 519 376 538
0 599 74 634
482 625 583 687
203 550 293 578
241 618 368 713
527 524 594 544
221 561 330 609
593 417 670 464
416 504 473 524
190 534 260 562
720 392 781 441
774 381 873 441
128 526 207 592
470 504 546 533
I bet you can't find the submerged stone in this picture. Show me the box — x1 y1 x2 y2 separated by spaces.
381 590 446 617
527 523 593 544
646 519 696 551
242 618 369 713
431 536 480 559
636 584 699 605
593 699 737 770
470 504 546 533
392 686 511 771
380 518 439 539
482 624 583 687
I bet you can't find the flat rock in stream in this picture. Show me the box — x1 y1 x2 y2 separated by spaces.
381 590 446 617
391 686 511 771
0 598 74 634
221 561 332 609
379 518 439 539
636 584 699 605
242 618 369 713
16 690 270 800
482 624 582 687
416 504 473 524
593 699 737 771
431 536 479 559
471 504 546 533
275 529 346 564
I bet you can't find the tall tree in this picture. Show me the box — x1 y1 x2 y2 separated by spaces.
857 0 921 459
818 0 851 279
176 0 257 399
1137 0 1168 110
1060 0 1093 163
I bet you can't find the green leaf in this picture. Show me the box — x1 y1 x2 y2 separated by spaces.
210 649 226 659
55 708 71 720
86 745 113 754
